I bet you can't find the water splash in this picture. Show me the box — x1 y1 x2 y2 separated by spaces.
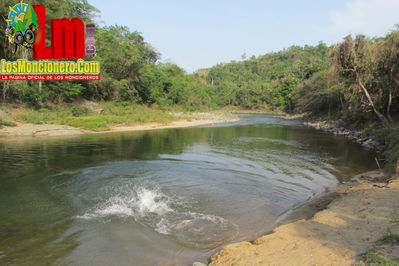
76 183 238 248
134 187 172 216
78 196 133 219
77 185 172 219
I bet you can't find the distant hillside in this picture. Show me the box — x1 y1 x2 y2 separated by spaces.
196 43 330 111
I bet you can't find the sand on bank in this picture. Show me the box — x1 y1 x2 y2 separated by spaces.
100 119 234 133
210 170 399 266
0 117 238 138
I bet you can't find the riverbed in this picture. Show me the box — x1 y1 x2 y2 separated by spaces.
0 114 377 265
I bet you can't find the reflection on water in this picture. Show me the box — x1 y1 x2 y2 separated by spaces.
0 114 376 265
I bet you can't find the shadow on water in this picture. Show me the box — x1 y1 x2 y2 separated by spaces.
0 114 377 265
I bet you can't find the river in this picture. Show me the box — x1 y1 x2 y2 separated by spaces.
0 114 376 265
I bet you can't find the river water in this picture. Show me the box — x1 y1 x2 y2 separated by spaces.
0 114 376 265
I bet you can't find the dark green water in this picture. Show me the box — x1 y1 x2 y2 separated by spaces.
0 114 376 265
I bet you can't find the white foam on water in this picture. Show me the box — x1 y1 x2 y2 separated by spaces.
77 185 174 220
76 183 238 248
134 187 172 216
77 196 134 219
97 204 133 217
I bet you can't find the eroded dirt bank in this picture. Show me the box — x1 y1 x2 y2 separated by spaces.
210 170 399 266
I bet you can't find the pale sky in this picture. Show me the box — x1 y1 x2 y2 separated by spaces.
89 0 399 73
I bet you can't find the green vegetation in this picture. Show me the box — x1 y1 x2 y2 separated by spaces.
0 118 16 128
204 43 329 111
0 0 397 169
3 103 175 130
360 250 399 266
0 1 397 116
358 228 399 265
0 0 330 112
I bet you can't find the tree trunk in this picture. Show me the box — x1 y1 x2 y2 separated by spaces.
358 77 390 126
1 81 9 103
288 99 292 114
387 86 393 123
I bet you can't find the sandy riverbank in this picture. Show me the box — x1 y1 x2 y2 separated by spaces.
0 115 239 138
209 170 399 266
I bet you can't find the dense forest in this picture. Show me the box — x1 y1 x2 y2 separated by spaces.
1 1 398 131
203 43 330 111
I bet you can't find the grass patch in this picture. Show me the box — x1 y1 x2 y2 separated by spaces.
100 102 175 124
13 106 71 124
0 119 16 128
360 250 399 266
3 102 178 131
64 116 108 131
